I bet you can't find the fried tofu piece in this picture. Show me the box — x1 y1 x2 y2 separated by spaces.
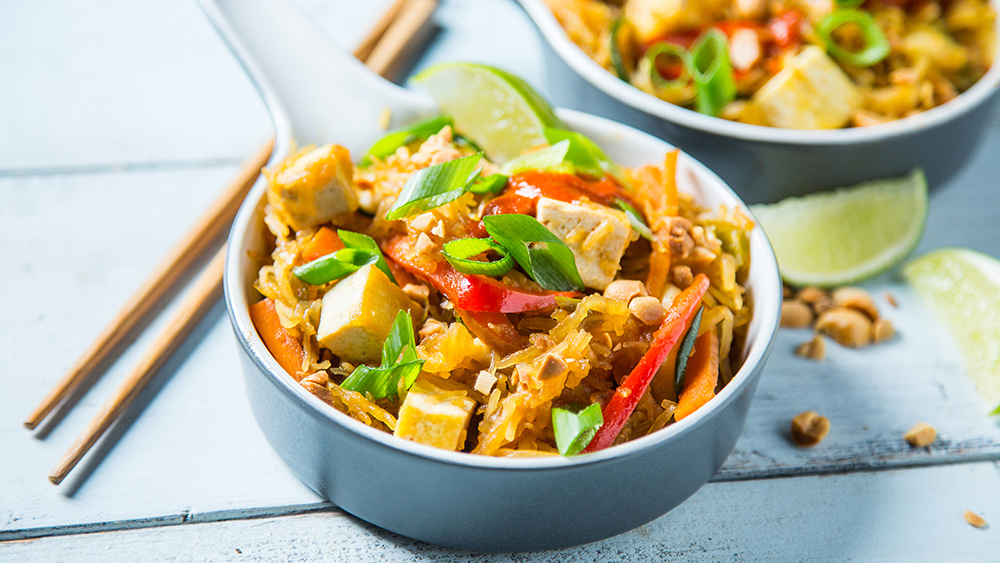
535 197 633 290
265 143 359 232
753 46 862 129
317 264 415 365
625 0 728 42
394 380 477 451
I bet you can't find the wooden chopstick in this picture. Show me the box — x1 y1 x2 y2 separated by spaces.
45 0 438 485
352 0 410 63
24 140 273 431
364 0 439 77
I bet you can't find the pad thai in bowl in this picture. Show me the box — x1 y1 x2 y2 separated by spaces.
217 48 780 549
250 110 757 457
543 0 995 128
516 0 1000 202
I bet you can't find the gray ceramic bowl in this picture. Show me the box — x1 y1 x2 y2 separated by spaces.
224 106 782 551
515 0 1000 204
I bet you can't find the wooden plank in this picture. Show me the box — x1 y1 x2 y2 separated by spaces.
3 462 998 561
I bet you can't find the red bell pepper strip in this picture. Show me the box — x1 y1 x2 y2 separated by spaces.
383 235 576 313
583 274 710 453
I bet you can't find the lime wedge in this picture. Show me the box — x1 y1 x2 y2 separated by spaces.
903 248 1000 414
750 169 927 287
412 63 563 163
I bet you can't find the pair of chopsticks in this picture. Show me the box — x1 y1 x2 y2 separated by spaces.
33 0 439 485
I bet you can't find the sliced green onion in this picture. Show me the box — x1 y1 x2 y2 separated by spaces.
552 403 604 456
815 9 890 67
543 128 630 189
360 115 453 168
609 16 630 81
614 198 653 241
294 230 397 285
643 41 691 92
336 229 396 284
674 307 704 397
441 238 514 277
834 0 864 7
386 153 483 220
500 140 572 176
341 311 424 399
685 29 737 117
483 214 584 292
470 173 509 195
293 248 378 285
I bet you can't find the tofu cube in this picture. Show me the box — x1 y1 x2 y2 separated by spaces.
625 0 728 42
394 380 477 451
265 143 359 231
317 264 415 365
535 197 633 291
753 46 862 129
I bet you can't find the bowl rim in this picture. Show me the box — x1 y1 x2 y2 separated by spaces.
515 0 1000 146
224 107 782 472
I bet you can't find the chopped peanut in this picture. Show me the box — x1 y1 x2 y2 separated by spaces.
794 335 826 361
791 411 830 447
781 300 814 328
604 279 648 303
796 286 828 305
630 295 666 325
904 422 937 447
872 318 895 343
816 307 873 348
964 510 988 529
832 287 879 320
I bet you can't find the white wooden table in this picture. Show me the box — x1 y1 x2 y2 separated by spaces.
2 1 999 560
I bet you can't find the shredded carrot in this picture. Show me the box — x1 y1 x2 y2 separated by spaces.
663 150 679 217
674 327 719 421
645 250 671 298
301 227 343 263
248 298 306 381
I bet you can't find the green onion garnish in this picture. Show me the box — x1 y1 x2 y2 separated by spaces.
815 10 890 67
441 238 514 277
552 403 604 456
833 0 864 7
674 307 704 397
340 311 424 399
609 16 630 81
385 153 483 220
293 248 378 285
686 29 737 117
643 41 691 92
470 173 508 195
500 140 572 176
335 230 396 284
543 128 630 189
293 230 396 285
614 198 653 240
360 115 453 168
483 214 585 292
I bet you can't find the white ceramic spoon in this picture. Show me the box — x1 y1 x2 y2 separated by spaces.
200 0 436 159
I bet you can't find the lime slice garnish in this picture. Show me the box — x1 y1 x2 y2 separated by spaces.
412 62 563 163
903 248 1000 414
750 169 927 287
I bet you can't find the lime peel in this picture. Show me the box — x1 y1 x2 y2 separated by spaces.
903 248 1000 414
750 169 927 287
